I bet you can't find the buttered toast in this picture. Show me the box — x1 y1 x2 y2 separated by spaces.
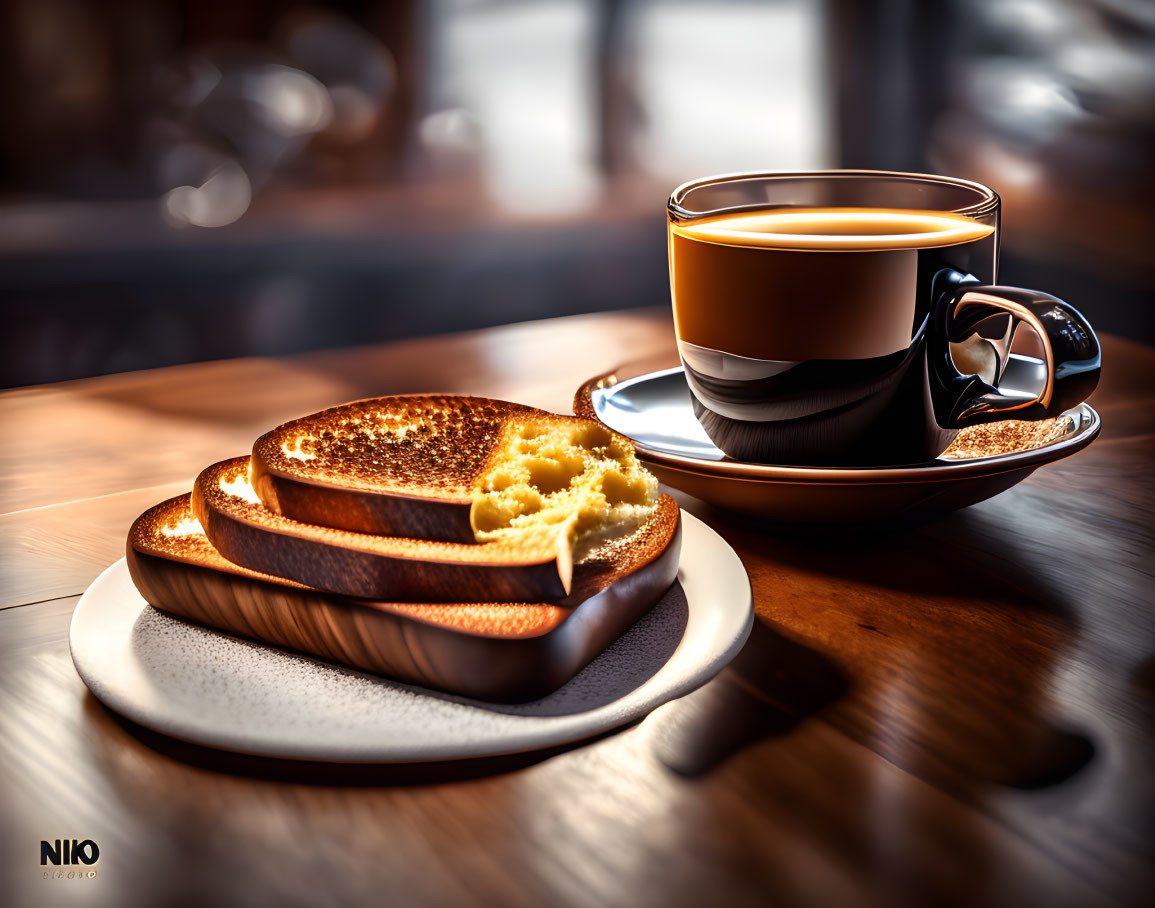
250 396 660 548
124 394 683 700
128 493 681 701
197 456 587 602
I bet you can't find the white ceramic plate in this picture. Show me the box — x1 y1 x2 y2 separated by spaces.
70 510 753 763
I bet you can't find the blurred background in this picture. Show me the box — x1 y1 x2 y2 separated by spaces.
1 0 1152 387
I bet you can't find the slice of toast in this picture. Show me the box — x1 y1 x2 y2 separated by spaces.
250 396 659 547
127 493 682 701
251 396 532 541
193 457 580 602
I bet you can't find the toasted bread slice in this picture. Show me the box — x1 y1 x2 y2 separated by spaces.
250 396 660 548
194 457 581 602
127 494 682 701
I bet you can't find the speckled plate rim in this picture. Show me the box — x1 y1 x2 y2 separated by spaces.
69 510 753 764
574 362 1101 485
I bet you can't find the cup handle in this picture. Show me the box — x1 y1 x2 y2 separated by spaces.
928 270 1101 428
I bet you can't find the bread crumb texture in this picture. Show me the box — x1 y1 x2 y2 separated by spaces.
471 417 659 561
132 495 285 580
257 397 531 497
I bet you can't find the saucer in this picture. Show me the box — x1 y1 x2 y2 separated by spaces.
574 354 1101 524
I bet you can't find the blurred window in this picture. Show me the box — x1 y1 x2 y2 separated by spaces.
633 0 833 178
428 0 598 213
425 0 832 213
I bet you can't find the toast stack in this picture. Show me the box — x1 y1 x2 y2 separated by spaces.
126 395 681 701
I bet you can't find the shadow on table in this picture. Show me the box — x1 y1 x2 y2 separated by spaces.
660 497 1097 791
700 502 1081 619
653 618 849 777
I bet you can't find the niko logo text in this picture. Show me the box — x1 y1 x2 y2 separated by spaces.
40 839 99 877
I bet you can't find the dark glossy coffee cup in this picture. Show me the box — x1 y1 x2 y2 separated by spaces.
668 171 1101 465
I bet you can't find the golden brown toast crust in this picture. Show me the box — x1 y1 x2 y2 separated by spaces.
194 457 577 602
251 396 540 540
126 493 682 701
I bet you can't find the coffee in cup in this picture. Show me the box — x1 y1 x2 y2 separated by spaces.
667 172 1101 465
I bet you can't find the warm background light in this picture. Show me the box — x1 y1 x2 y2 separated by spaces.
0 0 1150 387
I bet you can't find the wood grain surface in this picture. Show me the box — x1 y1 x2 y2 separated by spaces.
1 308 1153 908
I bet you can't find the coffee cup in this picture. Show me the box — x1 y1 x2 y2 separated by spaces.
667 170 1101 465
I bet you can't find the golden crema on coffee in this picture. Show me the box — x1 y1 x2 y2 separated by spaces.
670 207 994 250
669 207 996 361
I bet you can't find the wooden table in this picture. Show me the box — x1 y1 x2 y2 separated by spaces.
1 309 1152 908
